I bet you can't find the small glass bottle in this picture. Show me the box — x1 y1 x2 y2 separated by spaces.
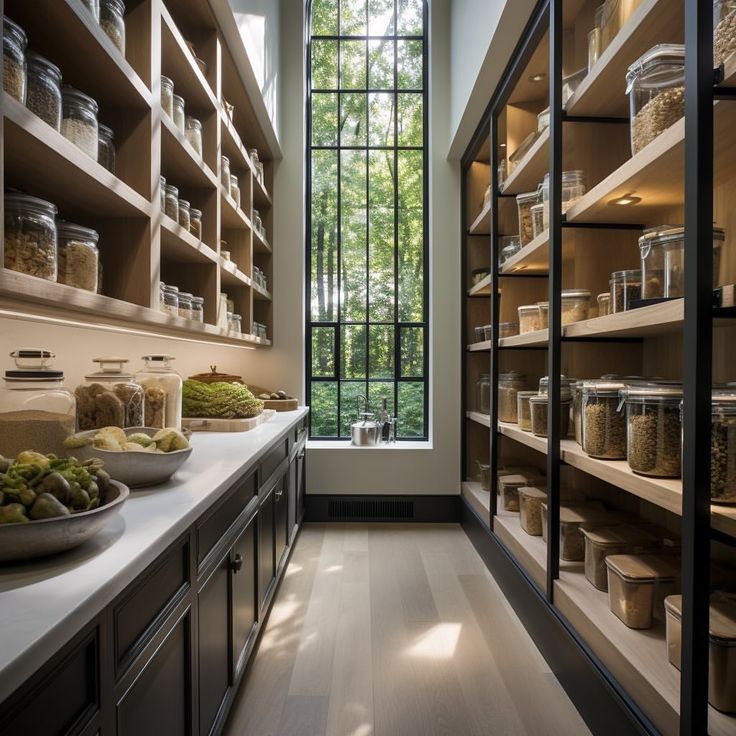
172 94 185 133
61 85 99 159
99 0 126 54
161 75 174 118
97 123 116 174
26 51 62 131
189 208 202 239
164 183 179 221
185 116 202 158
191 295 204 323
3 16 27 104
178 199 190 230
230 174 240 207
221 155 231 194
178 291 193 319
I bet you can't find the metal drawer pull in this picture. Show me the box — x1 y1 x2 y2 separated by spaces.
231 553 243 573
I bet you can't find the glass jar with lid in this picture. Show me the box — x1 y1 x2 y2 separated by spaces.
230 313 243 335
230 175 241 207
517 391 536 432
598 292 611 317
561 289 591 324
610 269 641 313
173 94 185 132
538 301 549 329
538 375 577 395
57 220 99 292
498 371 526 423
516 190 539 246
161 283 179 316
189 208 202 240
620 384 682 477
4 191 58 281
531 203 545 239
0 349 75 457
499 234 521 266
518 304 541 334
626 44 685 155
3 16 27 104
160 175 166 211
221 155 231 193
178 199 190 230
81 0 101 22
161 75 174 118
191 295 204 323
581 380 627 459
185 116 202 158
164 183 179 220
100 0 125 54
26 52 61 131
715 0 736 65
178 291 193 319
76 357 144 430
542 170 586 229
710 390 736 504
135 354 182 429
61 85 99 159
98 123 116 174
530 393 572 438
477 373 491 414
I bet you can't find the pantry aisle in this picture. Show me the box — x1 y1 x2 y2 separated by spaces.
223 524 591 736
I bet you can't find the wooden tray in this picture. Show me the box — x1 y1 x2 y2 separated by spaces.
246 385 299 412
182 410 275 432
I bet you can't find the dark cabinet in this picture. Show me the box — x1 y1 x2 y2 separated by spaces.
232 518 257 678
275 474 288 569
258 488 275 610
296 444 306 526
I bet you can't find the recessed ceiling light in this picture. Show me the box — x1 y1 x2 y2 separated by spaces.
529 73 546 83
610 194 642 206
499 142 506 148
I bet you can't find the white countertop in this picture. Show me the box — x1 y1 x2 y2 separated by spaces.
0 408 308 704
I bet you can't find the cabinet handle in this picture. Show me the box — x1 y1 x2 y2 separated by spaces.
231 553 243 573
297 451 305 460
275 489 283 500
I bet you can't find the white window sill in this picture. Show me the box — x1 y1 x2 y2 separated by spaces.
307 440 433 450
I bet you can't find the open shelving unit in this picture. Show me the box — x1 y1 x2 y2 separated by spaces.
0 0 276 346
460 2 736 735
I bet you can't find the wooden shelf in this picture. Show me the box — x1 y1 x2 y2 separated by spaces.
501 230 549 274
564 299 684 339
468 201 491 235
220 109 250 171
468 340 491 352
161 114 218 189
219 258 250 287
253 173 272 210
461 481 491 526
466 411 491 428
3 94 150 218
500 128 549 196
253 228 272 253
160 216 217 263
494 508 550 589
500 329 548 348
221 191 252 230
252 283 272 301
468 274 491 297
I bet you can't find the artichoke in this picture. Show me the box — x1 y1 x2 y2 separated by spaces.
182 380 264 419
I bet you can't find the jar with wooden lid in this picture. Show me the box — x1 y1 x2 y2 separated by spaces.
189 208 202 240
498 371 526 423
98 123 116 173
178 291 193 320
581 380 627 459
173 94 185 132
185 116 202 158
164 184 179 221
178 199 190 230
4 191 58 282
161 75 174 117
61 86 99 159
100 0 125 54
135 354 182 430
57 220 99 293
26 52 61 131
3 16 27 103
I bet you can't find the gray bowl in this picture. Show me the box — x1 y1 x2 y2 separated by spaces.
68 427 193 488
0 480 129 562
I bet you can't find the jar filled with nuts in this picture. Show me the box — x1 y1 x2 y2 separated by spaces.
61 85 99 159
714 0 736 66
135 354 182 430
76 357 144 430
626 44 685 156
516 190 539 247
581 380 627 459
3 16 27 104
710 389 736 504
57 220 99 292
621 384 683 477
498 371 526 423
4 191 58 282
26 52 62 131
610 269 642 313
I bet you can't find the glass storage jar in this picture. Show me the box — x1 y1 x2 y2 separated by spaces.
76 357 144 430
601 0 644 52
499 322 518 339
538 375 577 395
191 295 204 323
476 373 491 415
178 291 193 319
538 301 549 329
588 4 605 71
519 487 547 535
57 220 99 292
135 354 182 430
61 86 98 159
537 106 550 133
516 190 539 246
714 0 736 65
499 235 521 266
477 461 490 492
172 94 185 132
0 349 75 457
178 199 190 230
626 44 685 156
498 371 526 423
581 380 627 459
531 203 545 239
572 380 584 444
517 391 536 431
529 392 572 438
160 175 166 211
597 292 611 317
161 75 174 118
26 52 61 131
4 191 58 281
164 183 179 221
97 123 116 173
518 304 542 334
621 384 682 477
3 16 27 104
542 171 586 229
221 155 231 193
561 289 591 324
230 175 241 207
161 284 179 316
471 267 489 285
230 313 243 335
189 208 202 240
610 268 641 313
81 0 101 22
710 390 736 504
185 116 202 158
100 0 125 54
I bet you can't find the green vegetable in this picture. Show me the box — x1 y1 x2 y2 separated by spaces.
29 493 71 520
127 432 154 447
34 472 71 504
16 451 50 467
182 380 264 419
0 455 11 473
63 435 94 449
151 428 189 452
0 503 28 524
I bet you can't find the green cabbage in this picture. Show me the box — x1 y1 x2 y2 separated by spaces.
182 380 264 419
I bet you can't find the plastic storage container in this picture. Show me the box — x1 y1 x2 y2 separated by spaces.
517 391 536 431
664 593 736 713
136 354 182 430
531 203 545 239
621 384 682 477
164 184 179 221
561 289 591 324
185 116 202 158
97 123 116 174
4 191 58 281
538 302 549 329
540 503 610 559
499 474 528 512
605 553 680 629
190 208 202 240
161 75 174 118
26 52 62 131
610 269 641 313
711 390 736 504
499 235 521 266
178 199 190 230
191 295 204 323
498 371 526 423
714 0 736 66
626 44 685 155
178 291 193 320
477 373 491 414
499 322 519 339
0 349 75 457
57 221 99 293
100 0 125 54
519 304 542 334
581 380 627 459
161 284 179 316
75 357 144 430
529 393 572 438
597 292 611 317
519 486 547 535
173 94 185 132
3 16 27 103
516 190 539 246
61 86 99 159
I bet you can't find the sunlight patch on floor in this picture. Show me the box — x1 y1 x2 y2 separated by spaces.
406 622 462 660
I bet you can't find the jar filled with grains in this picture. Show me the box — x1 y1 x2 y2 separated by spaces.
610 269 642 313
161 75 174 118
517 391 536 431
100 0 126 54
538 301 549 329
97 123 116 174
173 94 185 132
57 221 99 292
518 304 541 333
185 116 202 158
221 155 231 193
3 16 27 104
709 389 736 504
164 183 179 221
191 296 204 323
161 284 179 316
61 86 99 159
581 380 627 459
598 292 611 317
561 289 591 324
516 190 539 246
160 175 166 211
81 0 101 22
714 0 736 66
530 389 572 438
178 291 193 319
190 208 202 239
621 384 682 477
230 175 241 207
476 373 491 414
26 52 61 131
178 199 190 230
626 44 685 156
4 191 58 281
498 371 526 423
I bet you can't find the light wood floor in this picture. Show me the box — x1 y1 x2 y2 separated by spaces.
224 523 592 736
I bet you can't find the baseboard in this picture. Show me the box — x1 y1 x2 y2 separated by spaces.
305 494 460 522
461 500 654 736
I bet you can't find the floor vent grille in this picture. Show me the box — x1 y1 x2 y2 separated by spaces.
327 499 415 520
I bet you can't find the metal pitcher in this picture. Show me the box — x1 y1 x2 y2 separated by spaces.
351 395 380 446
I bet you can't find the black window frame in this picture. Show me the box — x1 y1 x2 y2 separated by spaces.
305 0 430 441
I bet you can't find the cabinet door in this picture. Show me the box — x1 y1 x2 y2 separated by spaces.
288 458 297 541
258 489 275 610
296 447 306 524
232 518 257 678
275 474 288 569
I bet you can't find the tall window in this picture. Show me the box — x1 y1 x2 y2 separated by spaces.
307 0 428 440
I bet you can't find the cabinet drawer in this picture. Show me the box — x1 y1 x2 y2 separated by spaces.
259 440 288 488
113 537 190 677
197 471 256 565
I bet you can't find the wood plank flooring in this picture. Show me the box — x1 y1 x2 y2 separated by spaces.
224 524 591 736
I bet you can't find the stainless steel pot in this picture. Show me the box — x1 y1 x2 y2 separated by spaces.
351 413 380 446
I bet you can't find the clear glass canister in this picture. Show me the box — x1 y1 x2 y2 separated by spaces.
626 44 685 156
561 289 591 324
185 116 202 158
164 184 179 221
190 208 202 240
0 349 75 457
160 175 166 211
191 296 204 323
4 191 58 281
572 380 584 444
621 384 682 477
581 381 627 459
76 357 144 430
57 220 99 292
477 373 491 414
588 4 605 72
519 304 542 334
714 0 736 66
519 486 547 535
173 94 185 132
537 106 550 133
81 0 100 22
499 322 518 339
26 52 61 131
531 203 545 239
61 85 99 159
516 190 539 246
610 269 641 313
542 171 586 229
598 292 611 317
230 175 241 207
98 123 116 174
136 354 182 430
538 301 549 329
178 199 190 230
530 393 572 438
499 235 521 266
517 391 536 431
178 291 193 319
161 284 179 316
711 390 736 504
230 313 243 335
221 155 231 193
3 15 27 104
498 371 526 423
499 474 528 512
100 0 126 54
161 75 174 118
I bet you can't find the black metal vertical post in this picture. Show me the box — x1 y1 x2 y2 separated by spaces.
680 1 713 733
490 113 500 523
546 0 562 600
460 169 469 484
